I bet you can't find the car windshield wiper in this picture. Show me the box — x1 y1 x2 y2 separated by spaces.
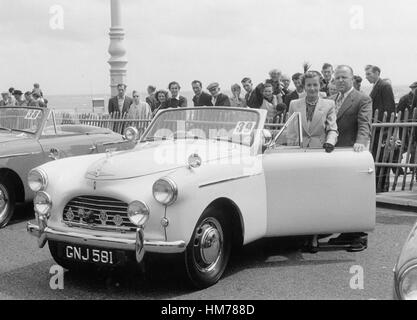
11 128 34 134
0 126 12 133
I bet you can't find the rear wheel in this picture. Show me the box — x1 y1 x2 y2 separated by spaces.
184 208 231 289
0 176 15 228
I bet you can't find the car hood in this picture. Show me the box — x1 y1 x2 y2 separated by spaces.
85 139 251 180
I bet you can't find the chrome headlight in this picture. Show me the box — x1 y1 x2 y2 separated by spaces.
152 178 178 206
28 169 48 192
34 192 52 217
124 127 139 142
127 201 150 226
399 265 417 300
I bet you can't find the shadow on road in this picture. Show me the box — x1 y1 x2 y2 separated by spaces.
0 237 355 299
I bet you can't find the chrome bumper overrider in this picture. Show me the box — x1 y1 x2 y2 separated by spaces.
27 222 186 263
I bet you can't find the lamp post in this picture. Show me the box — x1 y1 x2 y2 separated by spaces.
108 0 127 97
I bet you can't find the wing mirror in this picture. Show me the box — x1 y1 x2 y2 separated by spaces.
124 127 140 143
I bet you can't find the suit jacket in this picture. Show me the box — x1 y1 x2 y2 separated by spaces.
330 89 372 147
245 85 264 109
369 79 396 121
167 96 188 108
284 90 300 109
288 98 338 148
212 93 231 106
108 96 133 114
193 92 212 106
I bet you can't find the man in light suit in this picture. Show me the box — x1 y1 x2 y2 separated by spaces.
287 72 338 150
108 84 133 115
327 65 372 251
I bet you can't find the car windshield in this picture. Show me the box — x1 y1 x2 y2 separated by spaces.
142 108 260 146
0 107 44 134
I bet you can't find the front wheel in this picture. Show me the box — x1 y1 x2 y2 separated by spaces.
184 208 231 289
0 176 15 228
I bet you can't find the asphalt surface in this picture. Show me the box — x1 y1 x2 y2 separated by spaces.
0 205 415 300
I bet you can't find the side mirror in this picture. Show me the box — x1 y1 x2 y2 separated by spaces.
124 127 140 142
262 129 273 149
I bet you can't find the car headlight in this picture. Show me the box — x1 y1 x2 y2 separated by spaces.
124 127 139 142
34 192 52 217
399 264 417 300
152 178 178 206
28 169 48 192
128 201 150 226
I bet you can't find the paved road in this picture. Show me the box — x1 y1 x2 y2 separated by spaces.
0 206 415 300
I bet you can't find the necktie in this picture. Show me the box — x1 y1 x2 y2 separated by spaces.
336 93 344 113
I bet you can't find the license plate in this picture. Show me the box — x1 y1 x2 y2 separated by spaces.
60 245 119 265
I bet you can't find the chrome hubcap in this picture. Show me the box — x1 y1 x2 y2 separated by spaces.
193 218 223 273
0 185 9 221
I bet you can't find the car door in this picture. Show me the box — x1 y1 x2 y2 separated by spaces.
262 113 376 237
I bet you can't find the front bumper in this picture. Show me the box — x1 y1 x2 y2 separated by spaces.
27 222 186 263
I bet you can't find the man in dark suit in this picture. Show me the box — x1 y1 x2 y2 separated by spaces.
108 84 133 114
284 73 305 110
328 65 372 251
241 77 263 109
365 65 396 121
365 65 397 192
207 83 231 106
397 81 417 116
332 66 372 150
191 80 212 106
167 81 187 108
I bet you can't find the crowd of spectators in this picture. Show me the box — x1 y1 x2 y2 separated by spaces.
0 84 47 108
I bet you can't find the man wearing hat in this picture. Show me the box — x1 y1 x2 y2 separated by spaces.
398 81 417 116
207 83 231 107
13 90 26 106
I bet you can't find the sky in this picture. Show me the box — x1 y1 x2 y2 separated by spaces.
0 0 416 95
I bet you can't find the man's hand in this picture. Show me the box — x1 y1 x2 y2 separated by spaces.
323 143 335 153
353 143 366 152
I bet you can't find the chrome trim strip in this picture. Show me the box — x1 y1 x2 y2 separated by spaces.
0 152 42 159
63 221 135 233
27 222 186 254
199 174 260 188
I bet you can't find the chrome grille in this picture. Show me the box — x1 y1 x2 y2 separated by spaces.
63 196 135 231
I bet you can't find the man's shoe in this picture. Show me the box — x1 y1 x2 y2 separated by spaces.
328 233 368 252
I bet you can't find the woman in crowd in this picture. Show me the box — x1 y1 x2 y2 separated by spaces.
152 90 169 117
230 84 246 108
287 71 338 152
128 91 152 120
260 83 285 123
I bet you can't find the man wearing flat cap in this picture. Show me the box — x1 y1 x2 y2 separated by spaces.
398 81 417 117
207 83 231 107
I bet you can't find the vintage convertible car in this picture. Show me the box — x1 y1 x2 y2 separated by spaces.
0 106 133 227
27 107 376 288
393 221 417 300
